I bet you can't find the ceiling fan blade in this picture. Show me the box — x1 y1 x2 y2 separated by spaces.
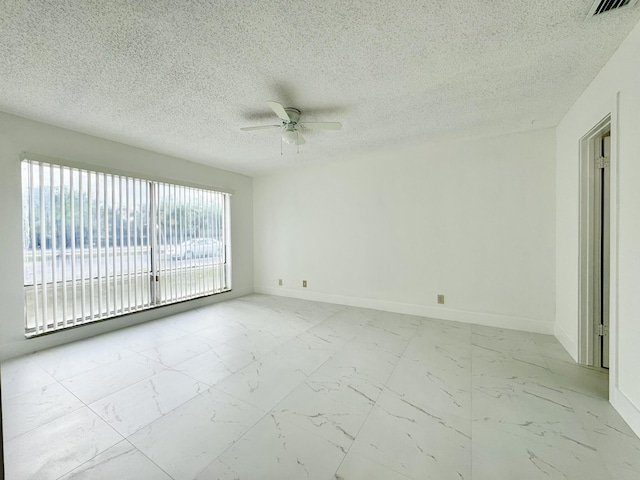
240 125 281 131
296 132 306 145
300 122 342 130
266 101 290 122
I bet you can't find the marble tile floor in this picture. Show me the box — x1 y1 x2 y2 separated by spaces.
2 294 639 479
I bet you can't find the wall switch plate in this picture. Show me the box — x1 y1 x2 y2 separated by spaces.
302 280 307 288
278 279 283 286
437 294 445 304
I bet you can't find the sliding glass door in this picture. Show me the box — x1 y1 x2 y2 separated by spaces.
21 157 231 336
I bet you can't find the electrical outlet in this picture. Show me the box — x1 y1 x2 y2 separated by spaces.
437 294 445 304
278 279 283 286
302 280 307 288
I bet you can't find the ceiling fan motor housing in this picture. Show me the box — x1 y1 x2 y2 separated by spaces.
284 108 300 125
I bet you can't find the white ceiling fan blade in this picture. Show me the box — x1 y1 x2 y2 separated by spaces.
296 132 306 145
240 125 281 131
266 101 290 122
300 122 342 130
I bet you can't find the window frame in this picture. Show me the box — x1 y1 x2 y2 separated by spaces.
20 152 233 337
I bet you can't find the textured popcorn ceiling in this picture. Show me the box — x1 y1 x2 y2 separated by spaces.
0 1 638 176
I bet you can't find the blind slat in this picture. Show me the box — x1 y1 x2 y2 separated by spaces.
40 165 49 332
88 171 95 322
79 170 86 325
126 177 132 312
133 178 138 310
169 184 175 302
28 162 40 333
50 166 58 328
197 188 202 296
112 175 118 314
150 181 158 304
60 167 68 325
188 187 193 300
119 176 125 313
70 169 77 326
104 173 110 317
96 172 103 319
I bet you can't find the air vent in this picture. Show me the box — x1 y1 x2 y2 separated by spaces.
587 0 638 17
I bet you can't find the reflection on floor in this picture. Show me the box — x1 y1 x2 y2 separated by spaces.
2 294 639 479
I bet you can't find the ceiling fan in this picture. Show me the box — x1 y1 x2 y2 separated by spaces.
241 101 342 150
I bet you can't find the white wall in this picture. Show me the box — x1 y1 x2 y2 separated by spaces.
0 112 253 360
555 19 640 436
254 128 556 333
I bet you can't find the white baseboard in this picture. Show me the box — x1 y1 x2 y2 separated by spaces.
223 286 254 299
553 323 578 362
611 387 640 439
255 286 554 334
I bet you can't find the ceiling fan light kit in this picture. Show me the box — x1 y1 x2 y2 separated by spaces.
241 101 342 154
281 127 299 145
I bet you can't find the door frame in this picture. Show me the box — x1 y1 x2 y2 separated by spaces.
592 133 611 368
578 115 611 367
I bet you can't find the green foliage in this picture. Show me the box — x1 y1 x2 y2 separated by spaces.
23 185 223 250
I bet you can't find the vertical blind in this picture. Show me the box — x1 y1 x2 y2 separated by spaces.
21 158 231 336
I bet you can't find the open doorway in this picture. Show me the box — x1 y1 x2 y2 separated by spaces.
579 116 611 370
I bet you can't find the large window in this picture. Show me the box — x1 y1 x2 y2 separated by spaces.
21 157 231 336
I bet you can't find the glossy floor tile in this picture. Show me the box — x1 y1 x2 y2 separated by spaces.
2 294 639 479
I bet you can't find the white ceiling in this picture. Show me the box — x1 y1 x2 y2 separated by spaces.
0 1 638 176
